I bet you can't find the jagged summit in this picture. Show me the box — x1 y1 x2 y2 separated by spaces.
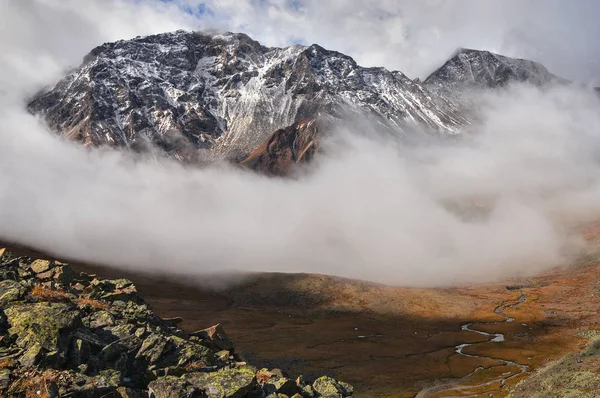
424 47 568 96
28 30 467 162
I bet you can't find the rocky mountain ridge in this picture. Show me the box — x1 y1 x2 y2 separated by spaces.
424 48 568 98
27 30 580 174
0 248 353 397
27 30 469 163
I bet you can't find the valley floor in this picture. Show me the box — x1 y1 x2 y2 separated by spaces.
6 228 600 397
67 261 600 397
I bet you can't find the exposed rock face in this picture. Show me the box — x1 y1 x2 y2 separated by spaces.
240 116 326 175
424 48 568 98
28 30 467 162
0 249 353 397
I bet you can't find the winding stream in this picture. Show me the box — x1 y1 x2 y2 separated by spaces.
417 292 530 397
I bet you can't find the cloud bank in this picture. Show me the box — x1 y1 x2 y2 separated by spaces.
191 0 600 83
3 0 600 88
1 0 600 287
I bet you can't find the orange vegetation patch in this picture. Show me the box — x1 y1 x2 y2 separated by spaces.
0 358 14 369
12 370 61 398
29 285 72 303
256 369 272 384
30 286 109 310
76 297 109 310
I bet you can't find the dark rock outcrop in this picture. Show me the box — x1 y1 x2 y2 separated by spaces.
0 249 353 397
240 116 325 175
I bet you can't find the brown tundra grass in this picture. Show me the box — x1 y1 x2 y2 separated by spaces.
30 285 109 309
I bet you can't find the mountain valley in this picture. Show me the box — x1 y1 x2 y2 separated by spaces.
7 27 600 398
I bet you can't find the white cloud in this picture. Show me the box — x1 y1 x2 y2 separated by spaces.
1 0 600 287
0 0 196 96
3 0 599 91
188 0 600 82
3 83 600 286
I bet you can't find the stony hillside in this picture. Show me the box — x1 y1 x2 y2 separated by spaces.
27 30 467 162
0 248 353 397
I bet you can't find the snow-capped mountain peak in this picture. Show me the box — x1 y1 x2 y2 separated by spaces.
28 30 468 162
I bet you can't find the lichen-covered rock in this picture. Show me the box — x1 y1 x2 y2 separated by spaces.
264 377 298 396
30 259 53 274
53 265 75 285
170 336 214 368
184 366 257 398
84 278 144 304
0 368 10 390
257 369 299 397
0 250 353 397
137 333 171 365
0 280 26 303
19 342 44 367
337 381 353 396
148 375 203 398
89 310 115 329
312 376 352 398
96 368 122 388
5 302 81 366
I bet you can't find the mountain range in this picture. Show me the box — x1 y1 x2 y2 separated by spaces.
27 30 581 172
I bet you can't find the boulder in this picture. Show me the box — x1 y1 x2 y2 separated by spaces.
53 266 76 285
36 269 56 280
148 375 203 398
136 333 170 365
18 342 44 367
190 324 233 351
312 376 352 397
5 302 80 366
84 279 144 304
0 280 26 304
68 338 91 367
257 369 299 396
264 378 298 396
170 336 214 367
184 366 256 398
0 368 10 390
89 310 115 329
30 259 53 274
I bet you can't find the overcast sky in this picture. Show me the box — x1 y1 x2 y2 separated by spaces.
2 0 599 91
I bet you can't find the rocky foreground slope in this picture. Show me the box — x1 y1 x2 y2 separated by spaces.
0 248 352 397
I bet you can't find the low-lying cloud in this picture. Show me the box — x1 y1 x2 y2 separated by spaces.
2 0 600 287
2 84 600 286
